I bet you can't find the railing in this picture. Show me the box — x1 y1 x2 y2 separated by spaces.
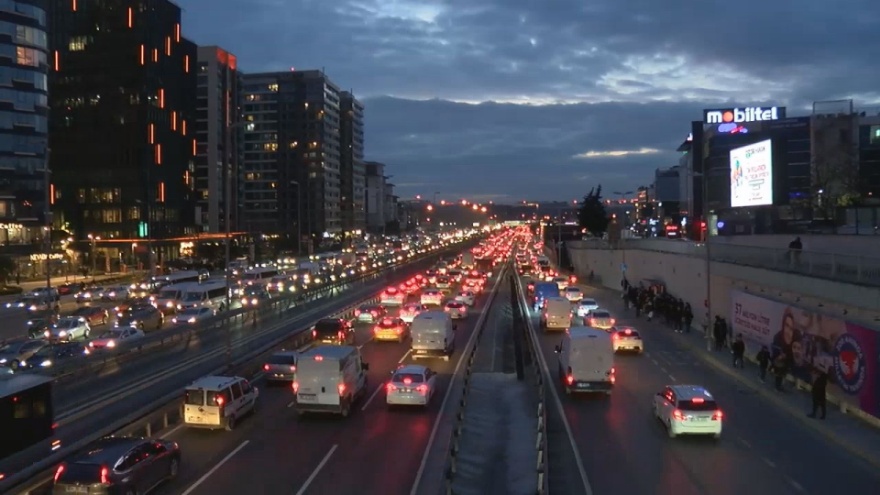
568 238 880 287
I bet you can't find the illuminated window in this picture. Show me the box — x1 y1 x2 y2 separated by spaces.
289 141 298 149
175 23 181 42
165 37 171 55
139 44 145 65
158 89 164 108
184 55 189 72
263 142 278 151
127 207 140 220
181 120 187 135
268 83 279 92
127 7 133 28
148 123 154 143
155 143 162 164
49 184 55 205
171 111 177 130
69 36 88 51
192 139 196 155
152 48 158 62
158 182 165 202
101 209 122 223
16 47 41 67
71 0 77 11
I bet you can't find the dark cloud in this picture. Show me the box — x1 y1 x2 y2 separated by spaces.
177 0 880 200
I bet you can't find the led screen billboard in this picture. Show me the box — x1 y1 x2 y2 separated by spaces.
729 139 773 207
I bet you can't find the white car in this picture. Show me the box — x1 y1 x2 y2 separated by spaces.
553 276 569 290
444 301 468 319
564 286 583 302
653 385 723 439
585 308 615 330
421 289 443 307
379 286 405 306
454 291 476 306
89 327 145 350
400 303 428 324
612 326 643 353
575 298 599 318
172 307 214 324
102 286 130 301
46 317 91 341
386 365 437 407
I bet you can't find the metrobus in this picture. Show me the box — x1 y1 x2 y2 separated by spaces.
0 374 57 462
153 270 205 288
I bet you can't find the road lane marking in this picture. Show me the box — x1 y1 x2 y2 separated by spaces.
160 423 185 439
737 437 752 449
651 359 659 365
398 349 412 363
787 478 805 492
362 350 412 411
295 444 338 495
761 457 776 468
667 374 676 382
288 400 295 408
181 440 250 495
660 367 668 374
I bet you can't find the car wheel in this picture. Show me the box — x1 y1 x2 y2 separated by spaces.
225 415 236 431
341 400 351 418
10 359 19 369
169 457 180 479
667 421 676 438
83 328 90 338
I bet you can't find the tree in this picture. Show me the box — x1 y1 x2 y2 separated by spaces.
0 255 14 286
578 185 610 236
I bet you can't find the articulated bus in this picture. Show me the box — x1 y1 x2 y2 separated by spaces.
0 375 57 465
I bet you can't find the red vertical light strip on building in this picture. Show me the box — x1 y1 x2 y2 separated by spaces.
175 23 181 42
155 144 162 165
158 89 164 108
181 120 187 135
192 139 197 156
159 182 166 202
54 51 59 71
171 111 177 130
139 44 145 65
127 7 133 27
152 48 158 62
165 37 171 56
148 123 155 144
184 55 189 73
71 0 77 11
50 184 55 205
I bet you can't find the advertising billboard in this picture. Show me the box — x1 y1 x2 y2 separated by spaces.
729 139 773 207
730 290 880 418
703 106 785 124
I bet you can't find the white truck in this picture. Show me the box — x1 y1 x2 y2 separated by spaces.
554 326 615 396
292 345 369 417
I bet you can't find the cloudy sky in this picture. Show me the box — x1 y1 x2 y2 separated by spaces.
179 0 880 203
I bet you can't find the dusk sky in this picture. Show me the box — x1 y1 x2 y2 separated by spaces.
178 0 880 203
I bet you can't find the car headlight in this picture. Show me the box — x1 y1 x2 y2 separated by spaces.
58 330 67 337
28 305 37 311
0 358 6 364
187 317 196 323
40 360 52 367
166 301 174 308
107 340 116 348
251 298 258 305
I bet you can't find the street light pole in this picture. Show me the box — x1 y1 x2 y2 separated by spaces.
44 148 52 289
702 165 713 350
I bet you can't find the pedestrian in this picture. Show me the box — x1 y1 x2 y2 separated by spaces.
807 369 828 419
788 236 803 266
646 301 654 322
713 316 725 350
772 353 787 391
683 303 693 333
756 345 770 381
731 334 745 368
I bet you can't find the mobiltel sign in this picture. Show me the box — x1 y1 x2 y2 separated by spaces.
703 106 786 124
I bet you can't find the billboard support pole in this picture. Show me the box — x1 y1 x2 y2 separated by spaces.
703 162 713 351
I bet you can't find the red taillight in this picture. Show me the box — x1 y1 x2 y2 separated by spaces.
292 381 299 393
403 377 412 385
712 410 723 421
569 275 577 283
612 333 619 340
54 464 64 484
290 365 296 372
354 309 361 316
589 318 596 326
416 384 428 394
263 364 269 371
565 374 574 385
100 465 110 485
396 327 402 334
672 409 684 421
337 331 344 340
337 383 346 395
214 395 224 406
371 311 377 317
373 326 379 333
692 397 705 403
312 329 317 339
610 319 616 325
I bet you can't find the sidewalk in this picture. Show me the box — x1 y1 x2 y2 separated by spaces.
4 272 142 295
583 280 880 471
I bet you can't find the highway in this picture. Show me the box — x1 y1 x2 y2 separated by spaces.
529 281 880 495
132 271 506 495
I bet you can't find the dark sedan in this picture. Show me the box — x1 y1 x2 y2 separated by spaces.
71 306 109 326
21 342 90 369
116 305 164 331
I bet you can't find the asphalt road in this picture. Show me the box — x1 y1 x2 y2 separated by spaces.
533 282 880 495
150 279 503 495
0 297 120 342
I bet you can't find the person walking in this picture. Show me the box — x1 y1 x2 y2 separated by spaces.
732 335 745 368
807 369 828 419
682 303 693 333
756 345 771 381
788 236 803 267
772 353 788 392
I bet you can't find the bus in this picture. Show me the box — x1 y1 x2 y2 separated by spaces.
152 270 205 289
0 374 56 461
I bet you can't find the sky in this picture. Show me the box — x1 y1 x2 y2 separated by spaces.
178 0 880 203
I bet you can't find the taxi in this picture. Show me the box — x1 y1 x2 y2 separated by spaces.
373 317 409 342
612 326 643 353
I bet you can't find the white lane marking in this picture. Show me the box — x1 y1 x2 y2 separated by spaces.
787 478 805 492
287 400 295 408
761 457 776 468
737 437 752 449
667 374 676 382
409 268 505 495
651 359 659 366
181 440 250 495
357 336 374 350
363 350 412 411
660 367 668 374
160 423 185 439
398 349 412 363
295 444 338 495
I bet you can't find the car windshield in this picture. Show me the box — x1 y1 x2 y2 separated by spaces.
581 299 597 306
447 302 462 308
55 319 78 328
98 330 124 339
57 463 104 484
158 290 178 299
392 373 424 383
268 354 296 365
592 312 610 318
179 309 201 317
182 292 203 302
566 287 580 292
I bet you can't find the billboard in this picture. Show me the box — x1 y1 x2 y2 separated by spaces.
703 106 785 124
730 290 880 417
729 139 773 207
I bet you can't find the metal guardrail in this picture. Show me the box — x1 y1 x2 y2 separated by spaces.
3 241 479 493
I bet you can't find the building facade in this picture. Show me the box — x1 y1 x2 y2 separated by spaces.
240 70 342 245
364 160 385 231
49 0 197 242
195 45 240 233
0 0 49 247
339 91 365 234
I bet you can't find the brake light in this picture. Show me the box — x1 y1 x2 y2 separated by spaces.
416 384 428 394
692 397 705 403
312 329 317 339
373 326 379 333
337 383 346 395
570 275 577 283
371 310 377 317
612 333 619 340
712 410 723 421
387 382 396 392
292 381 299 393
100 465 110 485
624 329 632 335
565 374 574 385
672 409 684 421
354 309 361 316
589 318 596 326
396 327 402 334
337 331 344 340
610 319 616 325
263 364 270 371
403 377 412 385
290 365 296 371
314 355 323 361
54 464 64 484
214 395 224 406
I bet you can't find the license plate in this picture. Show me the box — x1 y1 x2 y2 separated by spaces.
577 383 591 388
65 486 88 493
401 388 411 393
693 417 708 422
415 350 425 354
298 393 317 402
188 416 204 423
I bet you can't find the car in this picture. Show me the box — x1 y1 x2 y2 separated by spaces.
71 306 109 326
75 287 105 304
564 286 584 302
263 350 298 382
21 342 90 369
26 316 57 339
52 436 181 493
379 286 405 306
584 309 615 330
57 283 76 295
612 327 643 353
89 327 145 350
171 307 214 324
4 296 30 309
526 280 535 295
0 339 46 369
653 385 723 439
574 298 599 318
101 285 130 301
114 297 154 317
386 364 437 408
240 287 272 307
24 296 59 314
399 303 428 324
311 318 356 345
444 301 468 319
552 276 569 290
373 317 409 342
46 316 91 341
116 305 164 331
454 291 476 306
420 289 443 307
355 304 385 323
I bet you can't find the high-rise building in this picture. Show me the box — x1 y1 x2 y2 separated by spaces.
240 70 342 245
340 91 365 234
0 0 49 244
195 45 241 233
49 0 197 245
365 160 386 232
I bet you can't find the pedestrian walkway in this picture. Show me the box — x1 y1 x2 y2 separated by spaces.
582 280 880 471
16 272 140 291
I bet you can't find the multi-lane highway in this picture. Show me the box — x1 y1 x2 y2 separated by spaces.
529 281 880 495
128 266 506 494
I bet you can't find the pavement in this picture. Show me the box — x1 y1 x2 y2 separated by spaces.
531 279 880 495
144 278 505 495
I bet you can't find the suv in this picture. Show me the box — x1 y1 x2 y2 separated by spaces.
311 318 355 345
182 376 258 431
116 305 164 331
52 436 180 494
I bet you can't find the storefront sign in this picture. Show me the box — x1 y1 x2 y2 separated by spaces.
704 106 785 124
30 253 65 261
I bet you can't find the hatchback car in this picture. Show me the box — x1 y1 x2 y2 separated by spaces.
311 318 356 345
400 303 428 324
584 309 615 330
373 317 409 342
46 317 91 341
444 301 468 319
653 385 723 439
564 286 584 302
71 306 110 326
117 305 165 331
387 365 437 408
263 350 298 382
574 298 600 318
52 436 180 494
89 327 145 350
454 291 476 306
612 327 644 353
0 339 46 369
355 304 385 323
171 307 214 324
22 342 90 369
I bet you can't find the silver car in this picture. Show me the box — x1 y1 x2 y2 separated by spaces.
262 350 298 382
46 316 91 341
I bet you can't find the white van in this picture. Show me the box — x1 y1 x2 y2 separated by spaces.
554 326 615 396
182 375 259 430
178 281 229 312
292 345 369 418
410 311 456 361
541 297 572 331
153 282 197 314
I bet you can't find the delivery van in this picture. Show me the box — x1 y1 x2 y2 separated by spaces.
533 282 560 311
292 345 369 418
410 311 456 361
541 296 572 331
182 375 258 431
554 326 615 396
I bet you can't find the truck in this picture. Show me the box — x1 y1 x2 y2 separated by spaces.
461 252 475 270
